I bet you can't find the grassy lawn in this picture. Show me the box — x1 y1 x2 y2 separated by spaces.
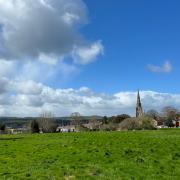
0 129 180 179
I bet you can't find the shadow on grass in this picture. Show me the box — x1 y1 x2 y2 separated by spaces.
0 137 24 141
1 170 26 177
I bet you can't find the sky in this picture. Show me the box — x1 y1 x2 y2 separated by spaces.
0 0 180 117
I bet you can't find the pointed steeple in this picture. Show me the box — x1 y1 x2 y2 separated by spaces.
137 90 141 105
136 90 143 117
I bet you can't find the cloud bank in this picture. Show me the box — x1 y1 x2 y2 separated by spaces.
0 57 179 117
0 77 180 117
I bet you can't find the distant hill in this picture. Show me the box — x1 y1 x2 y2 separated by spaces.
0 116 103 128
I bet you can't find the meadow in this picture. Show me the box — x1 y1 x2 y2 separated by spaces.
0 129 180 179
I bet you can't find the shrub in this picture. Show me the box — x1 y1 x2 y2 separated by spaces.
100 123 117 131
141 117 157 130
119 116 157 130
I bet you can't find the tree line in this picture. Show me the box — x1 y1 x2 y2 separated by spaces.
0 106 180 134
145 106 180 127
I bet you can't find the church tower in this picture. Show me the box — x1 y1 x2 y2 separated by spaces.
136 90 143 117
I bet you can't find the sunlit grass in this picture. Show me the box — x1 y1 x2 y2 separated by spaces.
0 130 180 179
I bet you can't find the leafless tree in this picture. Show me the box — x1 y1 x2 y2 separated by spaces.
146 109 159 120
88 116 101 130
162 106 178 120
38 111 57 133
161 106 179 127
70 112 82 127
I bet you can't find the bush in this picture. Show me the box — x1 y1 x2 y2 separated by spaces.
100 123 117 131
141 117 157 130
119 118 141 130
78 124 90 132
119 116 157 130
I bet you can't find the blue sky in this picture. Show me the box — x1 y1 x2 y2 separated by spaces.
0 0 180 117
64 0 180 94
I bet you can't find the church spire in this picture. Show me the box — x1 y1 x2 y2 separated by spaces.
136 90 143 117
137 90 141 104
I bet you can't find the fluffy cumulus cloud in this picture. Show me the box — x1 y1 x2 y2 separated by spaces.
0 0 104 114
0 0 103 65
0 79 180 117
0 1 179 117
147 61 172 73
0 58 179 117
72 41 104 65
0 0 106 116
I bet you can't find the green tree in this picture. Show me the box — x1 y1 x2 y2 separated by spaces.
30 120 39 133
112 114 131 123
102 116 108 124
0 123 5 131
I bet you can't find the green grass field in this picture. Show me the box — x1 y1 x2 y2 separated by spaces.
0 130 180 180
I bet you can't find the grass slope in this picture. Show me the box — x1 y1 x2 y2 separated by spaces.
0 130 180 179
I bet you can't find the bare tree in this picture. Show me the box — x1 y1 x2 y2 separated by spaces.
162 106 178 120
162 106 179 127
146 109 159 120
38 111 57 133
88 116 101 131
70 112 82 127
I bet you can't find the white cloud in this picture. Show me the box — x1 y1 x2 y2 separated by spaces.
12 80 43 95
38 53 59 65
0 59 18 77
0 0 103 66
147 61 172 73
0 80 179 117
73 41 104 65
0 77 10 94
0 1 178 117
62 12 81 25
0 0 104 91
